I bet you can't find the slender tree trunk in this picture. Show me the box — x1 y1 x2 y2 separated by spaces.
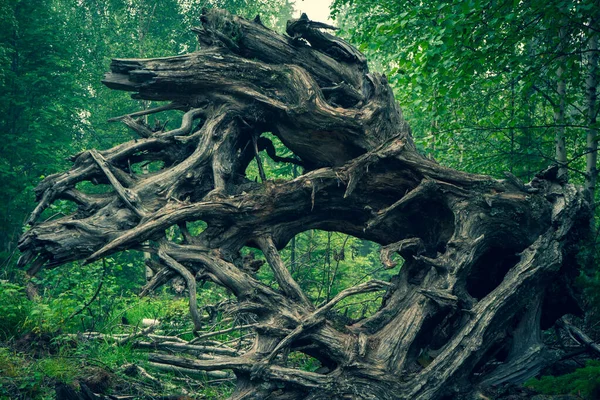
554 14 568 181
510 77 516 173
585 14 599 201
524 39 537 182
429 88 438 157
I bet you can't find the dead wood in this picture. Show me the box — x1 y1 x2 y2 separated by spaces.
18 8 591 399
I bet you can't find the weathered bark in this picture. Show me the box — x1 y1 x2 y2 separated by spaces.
19 9 590 399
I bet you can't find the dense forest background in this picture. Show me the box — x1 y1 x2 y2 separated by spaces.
1 0 599 398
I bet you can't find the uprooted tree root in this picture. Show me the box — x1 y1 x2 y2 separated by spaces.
19 8 591 400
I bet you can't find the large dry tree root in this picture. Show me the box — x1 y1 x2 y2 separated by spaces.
19 9 591 400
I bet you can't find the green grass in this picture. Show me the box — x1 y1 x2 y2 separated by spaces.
36 357 79 385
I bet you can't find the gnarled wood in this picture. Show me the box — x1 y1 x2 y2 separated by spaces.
18 8 590 399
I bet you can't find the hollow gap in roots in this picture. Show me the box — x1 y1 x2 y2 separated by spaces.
284 351 324 373
247 231 394 323
75 181 113 195
130 160 165 175
466 246 522 300
244 132 302 182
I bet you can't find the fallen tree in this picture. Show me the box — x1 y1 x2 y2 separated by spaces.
18 8 591 399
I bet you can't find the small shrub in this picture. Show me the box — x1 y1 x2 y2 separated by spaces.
0 282 31 339
0 347 20 378
0 347 49 400
526 360 600 399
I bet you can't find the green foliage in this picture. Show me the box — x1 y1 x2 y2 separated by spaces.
332 0 597 182
193 384 234 399
0 0 87 273
0 346 73 400
122 293 190 330
22 257 140 334
0 283 31 339
249 229 394 320
580 265 600 326
75 340 140 371
0 278 235 398
287 351 321 372
36 357 79 386
526 360 600 399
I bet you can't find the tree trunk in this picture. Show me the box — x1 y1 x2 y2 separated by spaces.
18 9 590 399
554 13 568 181
585 13 599 201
